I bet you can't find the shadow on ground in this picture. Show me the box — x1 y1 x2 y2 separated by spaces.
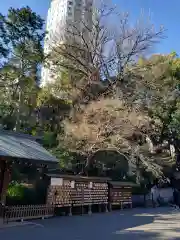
115 230 161 240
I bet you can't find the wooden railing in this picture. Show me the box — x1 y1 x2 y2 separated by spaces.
3 205 55 223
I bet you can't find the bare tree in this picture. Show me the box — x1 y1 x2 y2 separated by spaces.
48 1 115 77
60 97 163 179
46 1 166 179
45 2 164 98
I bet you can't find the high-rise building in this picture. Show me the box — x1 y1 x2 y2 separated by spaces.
41 0 93 87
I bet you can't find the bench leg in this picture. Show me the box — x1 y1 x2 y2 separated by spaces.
105 203 108 213
69 206 72 216
109 203 112 212
81 205 84 215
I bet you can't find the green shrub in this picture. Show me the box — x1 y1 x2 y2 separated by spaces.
6 182 39 206
7 182 26 198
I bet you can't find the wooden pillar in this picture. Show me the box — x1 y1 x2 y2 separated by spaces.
105 203 108 213
109 202 112 212
0 161 11 205
0 160 6 200
81 205 84 215
88 204 92 215
69 205 72 216
109 187 112 212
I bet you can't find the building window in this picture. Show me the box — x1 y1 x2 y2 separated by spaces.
68 1 73 5
76 0 82 5
68 6 72 16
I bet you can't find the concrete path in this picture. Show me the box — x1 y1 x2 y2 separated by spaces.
0 207 180 240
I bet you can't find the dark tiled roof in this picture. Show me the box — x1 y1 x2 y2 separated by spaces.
46 174 82 180
46 173 111 182
109 181 138 187
0 130 58 163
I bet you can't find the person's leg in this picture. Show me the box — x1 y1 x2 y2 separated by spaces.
174 194 179 209
152 194 155 207
153 196 158 207
178 194 180 209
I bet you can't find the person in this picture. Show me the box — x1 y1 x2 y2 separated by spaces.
177 189 180 209
151 185 159 207
173 188 179 209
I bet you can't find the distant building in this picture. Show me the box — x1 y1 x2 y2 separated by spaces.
41 0 94 87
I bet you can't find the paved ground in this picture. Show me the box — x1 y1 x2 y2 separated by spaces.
0 207 180 240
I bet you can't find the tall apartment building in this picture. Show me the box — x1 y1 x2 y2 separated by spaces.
41 0 94 86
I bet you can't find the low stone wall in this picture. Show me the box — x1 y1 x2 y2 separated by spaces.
132 188 174 207
132 195 145 207
159 188 173 203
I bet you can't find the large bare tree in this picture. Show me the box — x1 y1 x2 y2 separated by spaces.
60 97 164 181
45 1 164 104
45 2 166 180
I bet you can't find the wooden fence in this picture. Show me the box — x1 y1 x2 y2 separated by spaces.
3 205 55 223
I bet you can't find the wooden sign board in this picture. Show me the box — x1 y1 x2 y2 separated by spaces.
71 180 75 188
51 178 63 186
89 182 93 189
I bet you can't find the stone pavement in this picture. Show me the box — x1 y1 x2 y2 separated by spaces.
0 207 180 240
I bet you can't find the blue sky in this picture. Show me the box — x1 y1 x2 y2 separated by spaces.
0 0 179 55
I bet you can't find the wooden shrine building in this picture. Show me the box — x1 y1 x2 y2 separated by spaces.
108 181 138 209
46 173 111 214
0 130 58 205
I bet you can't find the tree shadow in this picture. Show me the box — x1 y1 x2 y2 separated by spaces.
35 209 157 239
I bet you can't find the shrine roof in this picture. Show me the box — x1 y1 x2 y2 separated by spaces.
46 173 111 182
0 130 58 164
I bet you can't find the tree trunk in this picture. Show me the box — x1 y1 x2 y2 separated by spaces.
14 87 21 131
136 168 141 184
170 144 176 158
0 161 11 205
146 136 155 153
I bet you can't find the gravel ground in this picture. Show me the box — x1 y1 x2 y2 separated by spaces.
0 207 180 240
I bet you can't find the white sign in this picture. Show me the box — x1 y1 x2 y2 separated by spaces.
51 178 63 186
71 181 75 188
89 182 93 189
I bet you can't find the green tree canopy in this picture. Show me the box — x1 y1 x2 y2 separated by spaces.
0 6 45 131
